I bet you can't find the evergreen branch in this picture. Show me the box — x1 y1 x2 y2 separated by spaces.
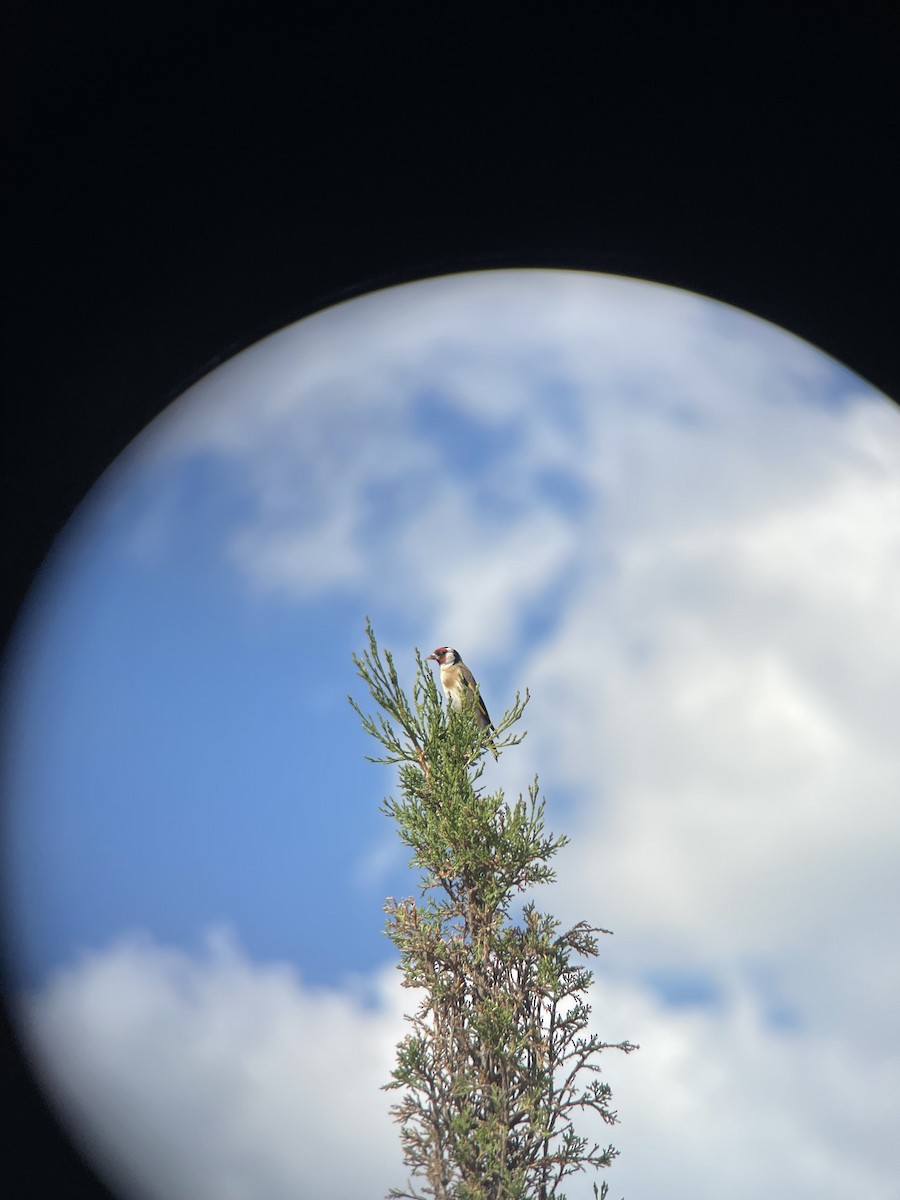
351 623 635 1200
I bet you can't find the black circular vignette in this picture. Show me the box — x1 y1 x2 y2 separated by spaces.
2 5 898 1199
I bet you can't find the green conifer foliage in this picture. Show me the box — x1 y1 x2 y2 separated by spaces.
351 621 637 1200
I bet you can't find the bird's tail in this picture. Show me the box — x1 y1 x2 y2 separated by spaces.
485 726 499 761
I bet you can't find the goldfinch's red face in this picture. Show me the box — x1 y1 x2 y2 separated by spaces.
428 646 459 666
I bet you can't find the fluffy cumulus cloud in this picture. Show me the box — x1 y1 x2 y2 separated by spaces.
597 976 900 1200
529 383 900 1030
18 930 899 1200
15 270 900 1196
123 271 882 659
19 930 406 1200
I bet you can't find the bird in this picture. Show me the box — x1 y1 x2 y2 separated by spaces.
427 646 498 758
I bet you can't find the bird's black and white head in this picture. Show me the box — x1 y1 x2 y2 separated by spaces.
427 646 461 667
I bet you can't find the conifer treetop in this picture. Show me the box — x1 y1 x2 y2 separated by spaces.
350 620 637 1200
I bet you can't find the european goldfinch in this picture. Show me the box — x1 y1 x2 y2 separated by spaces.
427 646 498 758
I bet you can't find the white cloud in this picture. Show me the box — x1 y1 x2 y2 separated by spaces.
227 499 366 597
504 360 900 1071
118 271 866 646
594 976 900 1200
19 930 405 1200
114 273 736 621
17 929 900 1200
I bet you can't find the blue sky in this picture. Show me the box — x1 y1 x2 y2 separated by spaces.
3 270 900 1200
5 467 384 987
